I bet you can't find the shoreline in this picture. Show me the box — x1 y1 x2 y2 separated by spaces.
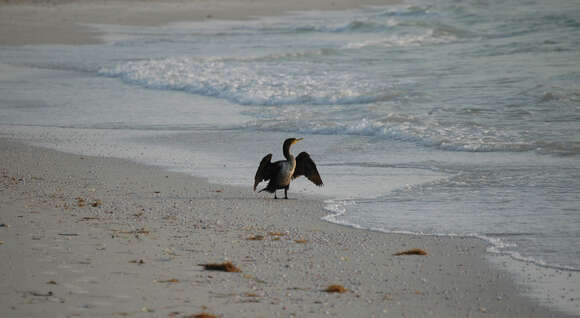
0 137 576 317
0 0 400 46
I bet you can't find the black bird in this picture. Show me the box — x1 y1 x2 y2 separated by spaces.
254 138 323 199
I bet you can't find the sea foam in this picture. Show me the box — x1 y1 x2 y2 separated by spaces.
99 56 393 106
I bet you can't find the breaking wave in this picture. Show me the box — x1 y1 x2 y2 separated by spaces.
99 55 394 106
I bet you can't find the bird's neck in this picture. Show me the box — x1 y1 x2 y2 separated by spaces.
283 145 293 160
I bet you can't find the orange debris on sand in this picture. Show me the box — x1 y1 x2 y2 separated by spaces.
247 234 265 241
324 284 347 293
191 313 221 318
393 248 428 256
200 261 241 272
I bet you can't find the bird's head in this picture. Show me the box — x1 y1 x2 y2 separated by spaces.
284 138 303 148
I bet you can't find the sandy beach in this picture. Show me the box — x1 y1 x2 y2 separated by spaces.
1 0 579 317
0 138 573 318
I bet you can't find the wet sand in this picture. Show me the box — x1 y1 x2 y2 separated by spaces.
0 0 399 45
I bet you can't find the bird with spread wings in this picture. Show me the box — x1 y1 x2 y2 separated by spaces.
254 138 323 199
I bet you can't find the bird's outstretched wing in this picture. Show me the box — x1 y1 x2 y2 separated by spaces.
254 153 273 191
293 152 323 186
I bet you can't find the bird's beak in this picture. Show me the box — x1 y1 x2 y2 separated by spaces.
294 138 304 144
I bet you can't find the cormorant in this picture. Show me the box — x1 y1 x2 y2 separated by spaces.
253 138 323 199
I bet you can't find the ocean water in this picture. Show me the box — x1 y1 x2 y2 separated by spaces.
1 0 580 286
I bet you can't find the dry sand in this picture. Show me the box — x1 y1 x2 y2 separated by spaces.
0 139 573 318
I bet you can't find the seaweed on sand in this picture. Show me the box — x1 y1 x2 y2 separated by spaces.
324 284 347 293
393 248 427 256
200 261 241 272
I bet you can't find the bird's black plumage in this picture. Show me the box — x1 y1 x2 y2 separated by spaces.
293 152 323 186
254 138 323 199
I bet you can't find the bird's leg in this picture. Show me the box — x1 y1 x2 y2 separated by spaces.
274 191 278 199
284 187 289 199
